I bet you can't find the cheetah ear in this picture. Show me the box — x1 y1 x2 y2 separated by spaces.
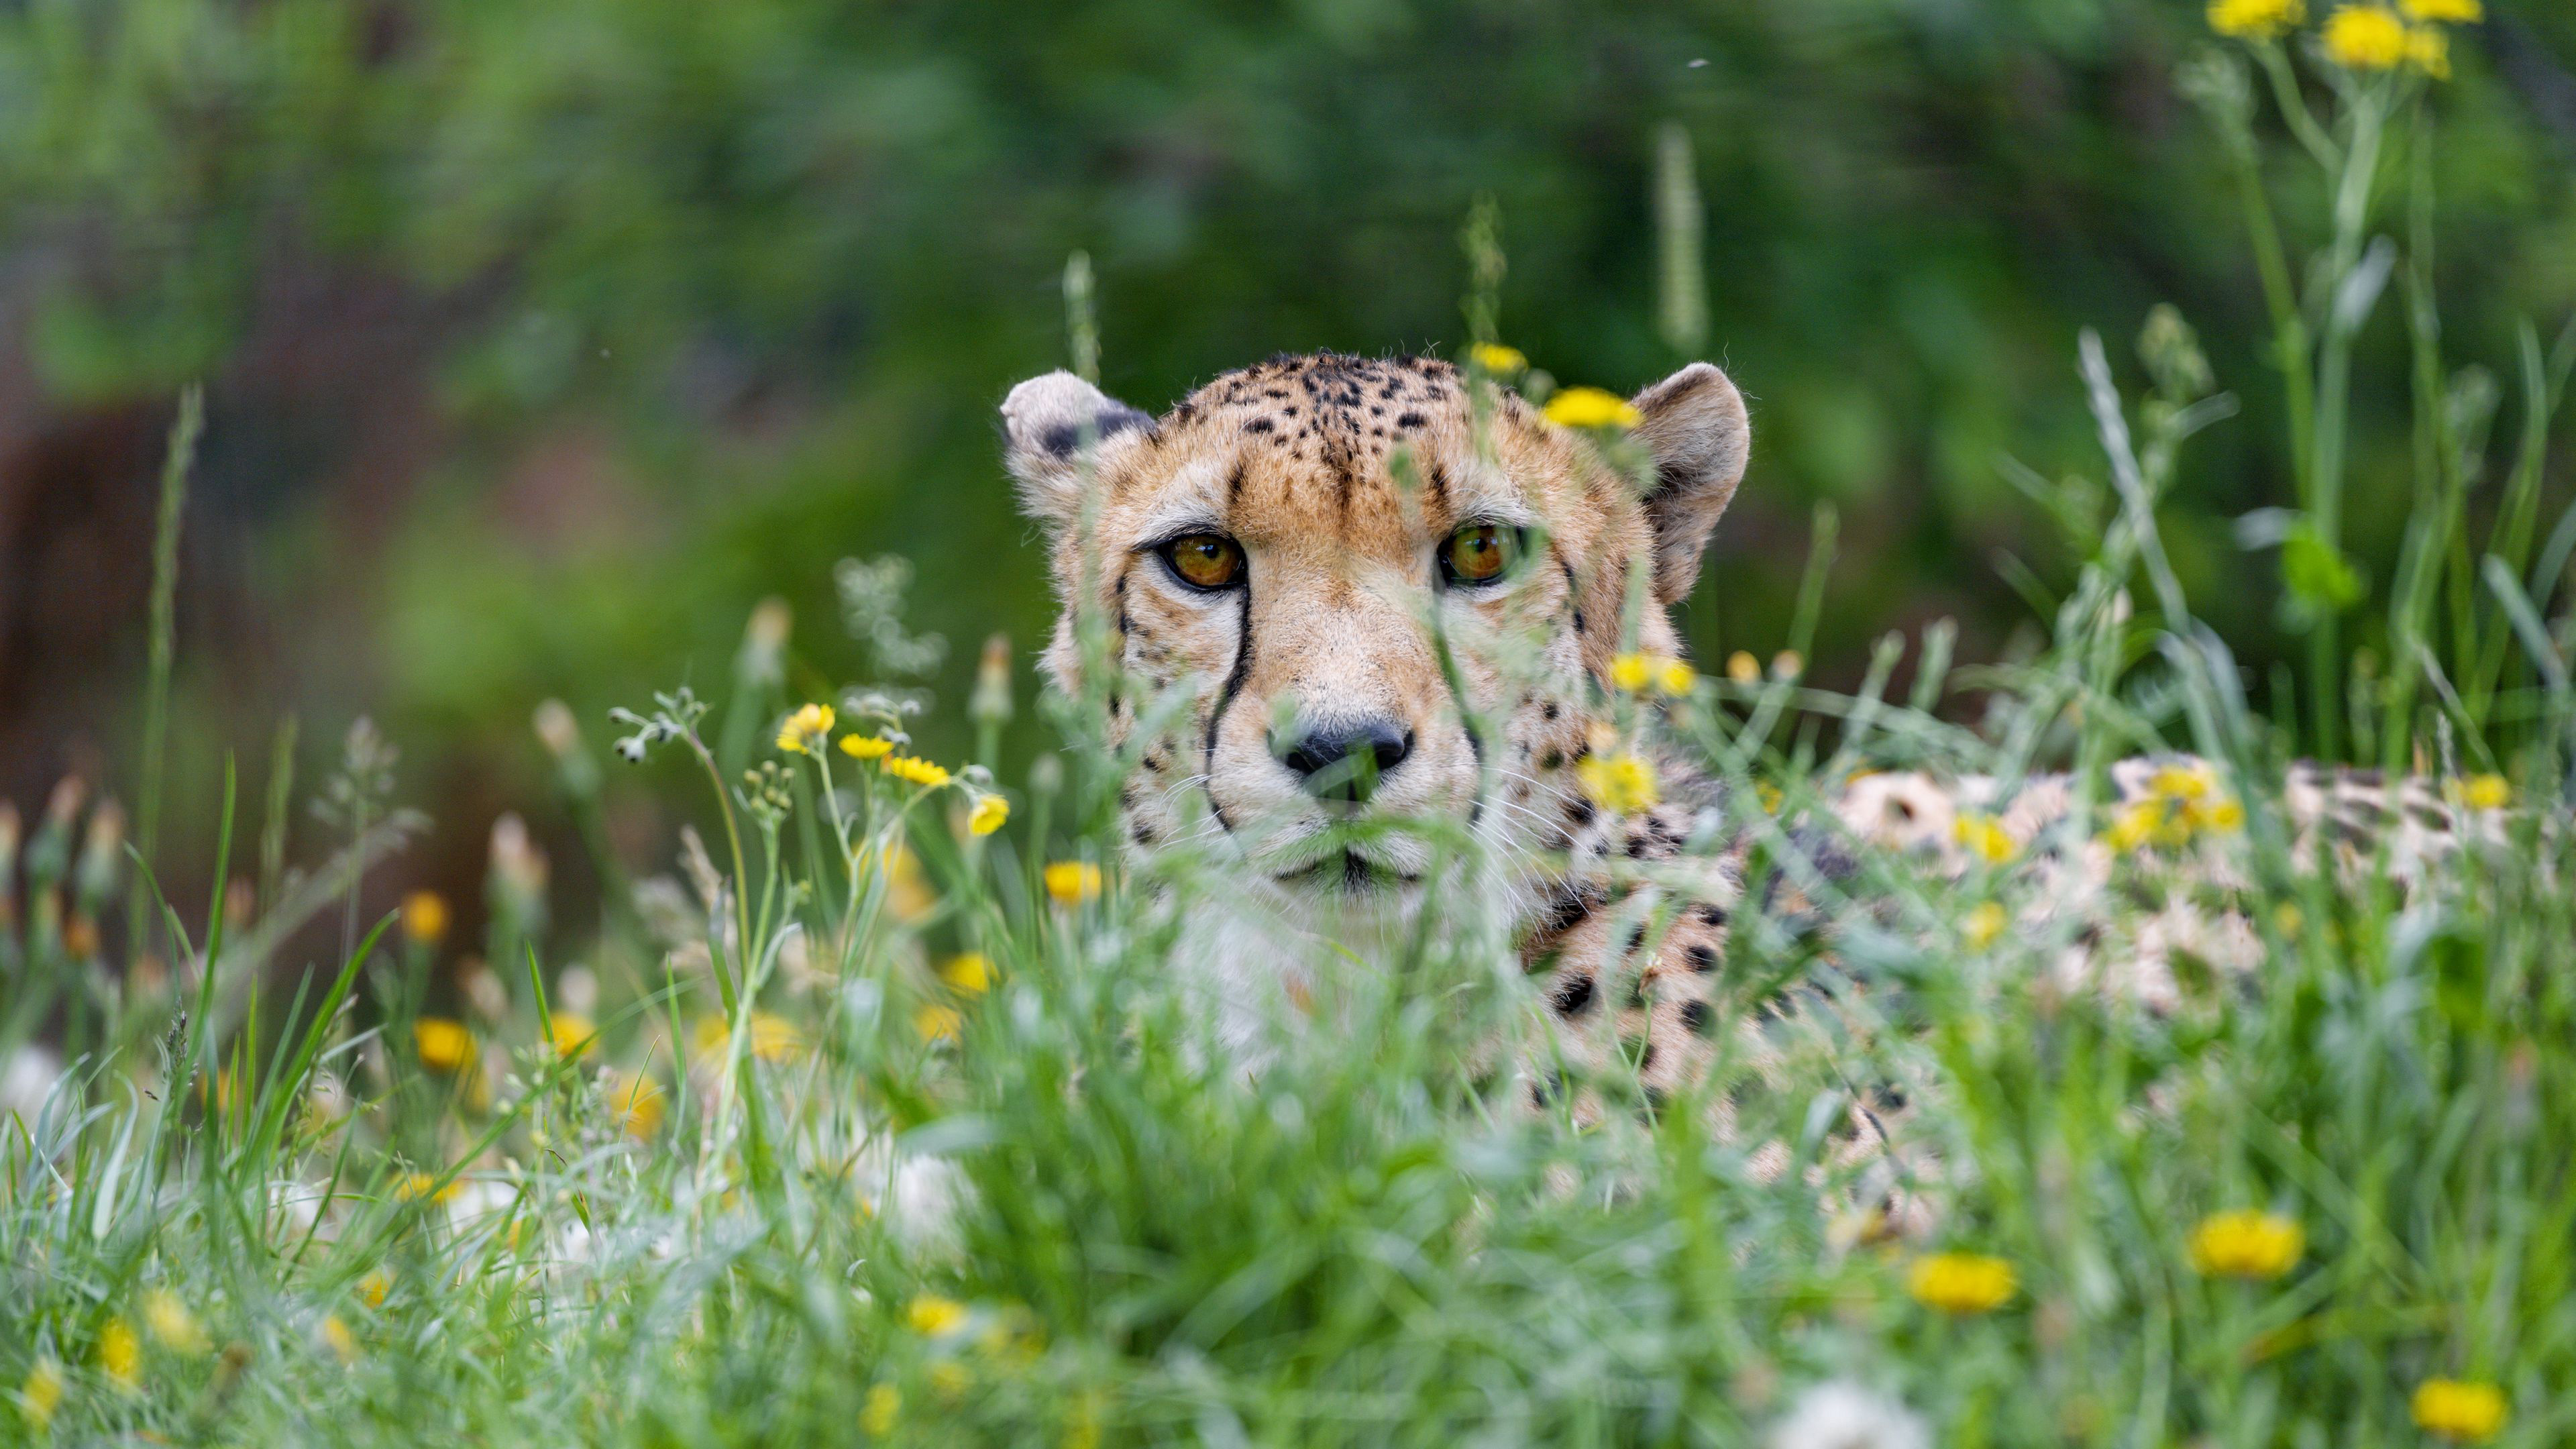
1629 362 1751 606
1000 370 1156 525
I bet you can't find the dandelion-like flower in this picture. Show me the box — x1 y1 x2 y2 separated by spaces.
1044 861 1103 906
2400 0 2479 20
968 793 1009 837
321 1315 359 1364
359 1269 392 1309
400 890 450 948
396 1172 462 1205
607 1070 665 1138
1766 1381 1930 1449
2412 1380 2508 1444
776 703 836 755
2457 773 2510 811
915 1004 964 1044
1906 1252 2016 1314
547 1012 597 1058
1962 901 2008 951
1578 752 1660 814
2322 5 2410 68
1544 386 1644 429
1470 342 1527 376
941 953 994 996
881 755 953 789
1610 652 1654 693
862 1383 900 1436
143 1288 209 1355
1611 652 1696 697
2406 23 2451 76
413 1017 474 1073
1953 813 2017 866
1726 651 1763 686
694 1011 804 1065
907 1294 969 1336
2188 1210 2304 1279
2208 0 2306 38
20 1358 63 1430
98 1316 141 1391
839 734 895 760
1658 659 1697 696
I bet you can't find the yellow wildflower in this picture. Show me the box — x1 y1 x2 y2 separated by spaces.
1610 652 1654 693
2399 0 2479 19
1963 901 2008 951
862 1383 900 1436
2196 796 2246 833
1577 752 1660 814
547 1012 598 1059
881 755 953 789
693 1011 804 1065
1906 1252 2017 1314
1756 781 1784 814
1953 812 2017 866
915 1004 964 1044
396 1172 462 1205
839 734 895 761
413 1017 474 1073
941 953 994 996
968 793 1010 837
1044 861 1104 906
1725 651 1762 686
2148 762 2213 801
1543 386 1644 429
400 890 450 948
2407 23 2451 76
19 1358 62 1431
607 1071 665 1139
2458 773 2510 811
97 1316 140 1390
2411 1380 2508 1444
2188 1210 2304 1279
2208 0 2305 37
776 702 836 755
1611 652 1695 696
1658 659 1697 696
321 1314 359 1364
908 1294 969 1336
1470 342 1527 376
143 1289 209 1355
359 1269 392 1309
2322 5 2409 68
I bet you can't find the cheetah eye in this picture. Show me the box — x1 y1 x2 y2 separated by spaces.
1439 523 1524 587
1159 533 1244 592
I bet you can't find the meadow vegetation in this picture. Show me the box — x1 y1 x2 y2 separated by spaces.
7 5 2575 1445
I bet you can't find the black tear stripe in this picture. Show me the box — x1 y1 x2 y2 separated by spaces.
1202 574 1255 834
1226 456 1246 511
1555 551 1586 638
1112 566 1132 650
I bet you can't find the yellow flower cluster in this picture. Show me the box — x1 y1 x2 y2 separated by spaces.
1044 861 1103 906
694 1010 804 1065
1907 1252 2017 1313
914 1004 964 1043
881 754 952 789
1952 812 2017 866
1469 342 1527 376
2412 1379 2508 1443
1577 751 1660 814
941 953 993 996
2210 0 2473 80
2208 0 2304 38
839 734 894 760
2104 762 2244 853
414 1017 475 1073
607 1069 665 1138
1962 900 2008 951
2455 773 2510 811
97 1318 140 1391
1609 651 1697 697
968 793 1010 837
776 702 836 755
2188 1210 2304 1279
142 1289 209 1356
908 1294 969 1336
548 1012 598 1059
1543 386 1643 430
400 890 450 947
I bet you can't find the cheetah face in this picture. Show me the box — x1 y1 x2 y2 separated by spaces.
1002 354 1748 904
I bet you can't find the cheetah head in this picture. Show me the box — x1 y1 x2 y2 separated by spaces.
1002 352 1748 908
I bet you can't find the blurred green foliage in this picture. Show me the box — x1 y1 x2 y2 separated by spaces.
5 0 2573 853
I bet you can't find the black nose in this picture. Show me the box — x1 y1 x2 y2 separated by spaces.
1278 721 1413 802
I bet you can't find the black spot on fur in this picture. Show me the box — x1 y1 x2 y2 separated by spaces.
1680 1000 1712 1035
1696 904 1729 927
1244 417 1275 434
1550 975 1596 1017
1396 411 1426 428
1685 943 1718 973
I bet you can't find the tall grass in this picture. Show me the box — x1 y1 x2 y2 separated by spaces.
5 13 2572 1447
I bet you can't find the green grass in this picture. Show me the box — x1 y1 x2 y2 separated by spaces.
7 17 2576 1448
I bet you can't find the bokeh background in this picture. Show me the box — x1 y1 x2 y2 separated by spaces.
5 0 2573 941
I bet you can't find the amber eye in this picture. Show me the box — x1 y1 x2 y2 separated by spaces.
1440 523 1521 586
1161 533 1244 591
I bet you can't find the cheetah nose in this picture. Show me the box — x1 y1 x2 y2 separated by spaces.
1277 721 1413 804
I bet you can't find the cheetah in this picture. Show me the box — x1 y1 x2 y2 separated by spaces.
996 352 2520 1158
